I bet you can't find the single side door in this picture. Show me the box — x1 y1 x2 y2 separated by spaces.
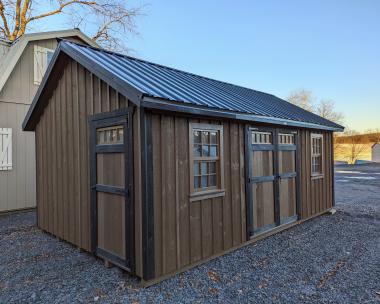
89 108 134 272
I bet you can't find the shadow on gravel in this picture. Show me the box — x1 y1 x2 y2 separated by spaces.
0 164 379 303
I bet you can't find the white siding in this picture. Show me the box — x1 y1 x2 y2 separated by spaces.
0 102 36 212
0 42 10 61
372 144 380 163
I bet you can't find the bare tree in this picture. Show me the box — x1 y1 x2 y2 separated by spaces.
343 129 366 164
315 99 344 125
287 89 315 112
333 133 344 158
365 128 380 143
287 89 344 125
0 0 141 50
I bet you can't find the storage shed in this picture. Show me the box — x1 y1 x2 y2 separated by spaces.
372 143 380 163
23 41 344 284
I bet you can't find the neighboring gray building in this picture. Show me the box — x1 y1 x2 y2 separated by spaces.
372 143 380 163
0 29 97 213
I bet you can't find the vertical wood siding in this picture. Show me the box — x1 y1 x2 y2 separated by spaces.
299 130 333 219
34 58 143 277
151 113 246 278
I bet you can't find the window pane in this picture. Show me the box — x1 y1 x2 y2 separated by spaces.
194 131 201 144
194 177 200 189
97 126 123 144
209 161 216 174
202 145 210 156
210 132 217 144
201 162 208 175
194 161 200 175
201 176 208 188
202 131 210 143
193 144 202 156
117 128 124 142
209 174 217 187
210 145 217 157
97 131 103 144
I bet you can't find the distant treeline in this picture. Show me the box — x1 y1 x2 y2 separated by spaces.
335 132 380 144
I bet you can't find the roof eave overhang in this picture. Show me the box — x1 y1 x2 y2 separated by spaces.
23 42 143 131
142 96 344 132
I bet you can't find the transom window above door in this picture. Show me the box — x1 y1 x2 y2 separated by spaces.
97 126 124 145
189 123 225 201
252 131 272 144
278 133 295 145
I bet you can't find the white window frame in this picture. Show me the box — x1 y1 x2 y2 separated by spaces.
311 133 323 177
34 45 54 85
0 128 12 171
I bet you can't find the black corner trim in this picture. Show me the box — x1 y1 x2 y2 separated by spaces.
141 108 155 280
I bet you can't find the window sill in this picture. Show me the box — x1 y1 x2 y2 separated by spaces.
311 174 324 180
190 189 225 202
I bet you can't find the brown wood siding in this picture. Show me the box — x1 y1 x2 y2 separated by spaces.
299 129 333 219
34 57 143 277
151 113 246 278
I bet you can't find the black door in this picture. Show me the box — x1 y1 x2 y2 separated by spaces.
89 108 134 272
246 127 300 238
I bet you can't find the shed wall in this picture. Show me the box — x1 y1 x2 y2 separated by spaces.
299 130 334 218
150 112 247 278
0 102 36 212
372 144 380 163
0 36 87 213
34 57 143 277
150 115 334 279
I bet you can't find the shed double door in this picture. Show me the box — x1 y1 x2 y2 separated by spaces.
90 109 134 271
246 127 299 237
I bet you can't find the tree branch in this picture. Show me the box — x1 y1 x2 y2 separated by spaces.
18 0 30 36
0 0 11 38
10 0 21 40
28 0 96 22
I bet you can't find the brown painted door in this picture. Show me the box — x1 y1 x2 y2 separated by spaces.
277 131 298 225
90 109 134 271
247 128 276 235
246 128 299 237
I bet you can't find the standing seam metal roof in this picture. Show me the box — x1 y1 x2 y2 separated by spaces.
40 41 345 130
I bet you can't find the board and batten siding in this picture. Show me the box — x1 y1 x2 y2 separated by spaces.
299 130 334 219
34 56 143 277
150 112 246 278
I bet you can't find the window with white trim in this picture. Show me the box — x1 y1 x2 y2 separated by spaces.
34 45 55 85
311 133 323 176
189 123 224 200
0 128 12 171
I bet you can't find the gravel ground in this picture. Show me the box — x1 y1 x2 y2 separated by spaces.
0 164 379 303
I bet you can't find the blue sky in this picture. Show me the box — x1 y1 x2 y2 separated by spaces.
39 0 379 131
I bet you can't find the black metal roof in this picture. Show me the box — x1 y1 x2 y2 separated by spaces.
23 41 344 131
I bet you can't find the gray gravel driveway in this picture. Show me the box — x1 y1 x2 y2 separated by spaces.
0 164 379 303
